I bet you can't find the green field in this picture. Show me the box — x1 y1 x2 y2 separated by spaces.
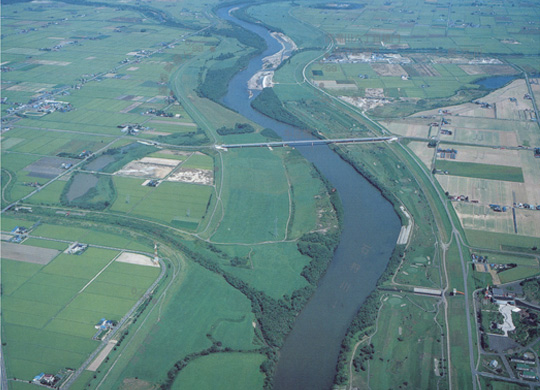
1 247 159 380
436 160 524 182
351 294 443 389
104 262 258 387
172 353 265 390
211 148 290 243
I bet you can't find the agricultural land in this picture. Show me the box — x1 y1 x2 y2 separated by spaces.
1 0 540 390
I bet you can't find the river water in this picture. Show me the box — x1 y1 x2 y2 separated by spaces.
217 6 401 389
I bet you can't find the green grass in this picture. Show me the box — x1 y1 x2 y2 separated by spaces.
2 245 160 381
435 160 524 182
352 294 442 389
171 353 265 390
110 176 153 213
106 262 256 386
129 181 213 227
25 181 66 205
181 152 214 170
211 148 289 243
22 238 68 251
465 230 540 251
220 242 311 300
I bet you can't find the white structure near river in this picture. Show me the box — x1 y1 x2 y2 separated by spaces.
247 32 297 91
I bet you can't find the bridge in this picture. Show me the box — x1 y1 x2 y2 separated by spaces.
216 136 397 150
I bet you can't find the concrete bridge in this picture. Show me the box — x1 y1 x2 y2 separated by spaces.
216 136 397 150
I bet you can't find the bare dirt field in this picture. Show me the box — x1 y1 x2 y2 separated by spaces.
116 252 159 268
316 80 358 90
339 96 390 111
439 144 521 167
120 102 143 114
380 119 429 138
87 341 117 372
115 157 180 179
412 80 532 120
148 120 197 127
1 242 59 264
24 156 79 179
168 168 213 185
371 63 407 77
364 88 385 98
407 141 435 168
458 64 516 75
436 175 527 206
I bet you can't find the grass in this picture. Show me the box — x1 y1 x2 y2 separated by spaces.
211 148 290 243
171 353 265 390
1 246 160 381
219 242 311 300
351 294 442 389
435 160 524 183
105 262 256 387
181 153 214 170
128 181 213 227
465 230 540 251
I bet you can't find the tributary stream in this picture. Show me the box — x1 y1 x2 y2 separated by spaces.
217 6 401 389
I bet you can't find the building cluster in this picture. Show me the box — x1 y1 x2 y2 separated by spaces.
118 123 149 135
144 108 174 117
33 373 59 387
472 254 516 273
489 204 507 212
474 100 492 109
321 51 411 64
39 39 80 52
448 194 479 203
514 202 540 211
437 148 457 159
9 226 28 243
93 318 117 340
18 100 73 116
66 242 88 255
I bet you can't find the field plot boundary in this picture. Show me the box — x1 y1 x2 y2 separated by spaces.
1 242 59 264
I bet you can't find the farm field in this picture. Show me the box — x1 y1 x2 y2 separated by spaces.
1 247 160 381
102 261 258 389
2 0 539 389
171 353 265 390
211 148 290 243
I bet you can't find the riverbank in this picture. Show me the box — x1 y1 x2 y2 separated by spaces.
218 5 401 389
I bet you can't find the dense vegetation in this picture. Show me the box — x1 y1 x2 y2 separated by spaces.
260 128 281 140
196 23 266 103
216 123 255 136
196 65 240 102
157 129 210 146
60 174 116 211
251 88 307 129
98 143 157 174
297 231 340 285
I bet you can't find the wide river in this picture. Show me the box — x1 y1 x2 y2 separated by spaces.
217 6 401 389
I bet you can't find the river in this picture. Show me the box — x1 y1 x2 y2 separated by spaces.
217 6 401 389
